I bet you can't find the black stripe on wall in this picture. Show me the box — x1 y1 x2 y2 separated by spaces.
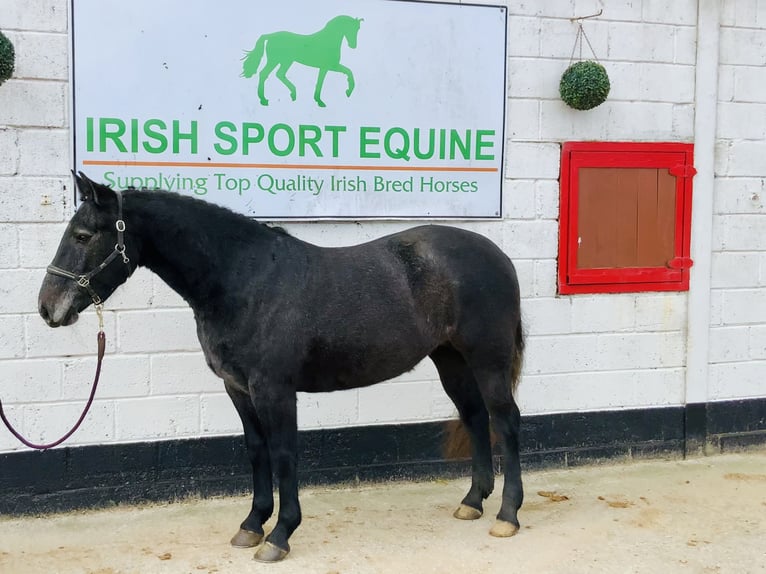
1 398 764 515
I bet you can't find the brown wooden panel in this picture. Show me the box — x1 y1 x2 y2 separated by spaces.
636 169 676 266
578 168 615 268
577 167 676 269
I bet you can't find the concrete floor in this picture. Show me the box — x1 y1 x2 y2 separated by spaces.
1 450 765 574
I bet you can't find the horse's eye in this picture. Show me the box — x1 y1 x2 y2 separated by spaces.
74 233 92 244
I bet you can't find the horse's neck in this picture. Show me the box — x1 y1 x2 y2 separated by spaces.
318 20 346 42
128 193 277 309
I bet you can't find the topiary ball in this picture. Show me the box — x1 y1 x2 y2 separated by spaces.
559 60 610 111
0 30 15 86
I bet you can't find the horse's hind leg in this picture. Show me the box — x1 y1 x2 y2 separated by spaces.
225 383 273 548
314 68 328 107
472 364 523 537
258 59 278 106
431 345 494 519
275 63 296 101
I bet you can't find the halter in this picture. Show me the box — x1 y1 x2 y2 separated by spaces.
46 191 130 307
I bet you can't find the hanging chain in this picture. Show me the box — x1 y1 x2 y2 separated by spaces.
569 21 602 65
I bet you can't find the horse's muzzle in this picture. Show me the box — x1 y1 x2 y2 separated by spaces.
38 284 81 328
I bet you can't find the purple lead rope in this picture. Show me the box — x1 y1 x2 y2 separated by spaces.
0 330 106 450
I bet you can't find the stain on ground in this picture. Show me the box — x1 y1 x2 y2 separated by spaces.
598 495 634 508
724 472 766 481
537 490 570 502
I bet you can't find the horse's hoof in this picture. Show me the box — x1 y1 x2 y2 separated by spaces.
489 519 519 538
453 504 483 520
231 528 263 548
253 541 290 563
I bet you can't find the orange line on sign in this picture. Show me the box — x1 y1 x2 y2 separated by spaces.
81 159 498 173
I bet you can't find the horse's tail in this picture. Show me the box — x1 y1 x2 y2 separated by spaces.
241 34 268 78
510 314 525 396
443 314 525 459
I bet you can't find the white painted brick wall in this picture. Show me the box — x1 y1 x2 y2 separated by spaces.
149 353 222 395
0 358 61 402
707 1 766 405
634 294 687 332
63 355 150 400
114 396 199 441
0 269 43 314
0 228 19 267
17 129 71 175
0 0 68 32
0 177 66 222
4 31 68 81
0 129 19 174
200 393 240 434
117 310 200 353
1 1 764 453
24 401 114 446
0 81 66 127
518 368 685 414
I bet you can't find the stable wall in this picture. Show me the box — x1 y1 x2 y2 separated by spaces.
0 1 763 462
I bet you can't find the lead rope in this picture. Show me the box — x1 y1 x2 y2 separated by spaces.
0 306 106 450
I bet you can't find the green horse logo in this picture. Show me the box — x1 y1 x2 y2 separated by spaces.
242 15 363 108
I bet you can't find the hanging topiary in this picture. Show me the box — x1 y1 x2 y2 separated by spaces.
0 30 15 86
560 12 610 111
559 60 610 111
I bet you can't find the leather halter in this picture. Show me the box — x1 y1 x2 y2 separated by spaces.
46 191 131 306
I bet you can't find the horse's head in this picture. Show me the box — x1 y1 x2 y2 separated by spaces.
344 17 363 49
38 173 137 327
326 15 363 49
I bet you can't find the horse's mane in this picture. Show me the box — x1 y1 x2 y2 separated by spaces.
324 15 359 30
124 189 290 238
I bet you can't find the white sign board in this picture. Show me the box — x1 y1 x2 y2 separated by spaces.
72 0 507 219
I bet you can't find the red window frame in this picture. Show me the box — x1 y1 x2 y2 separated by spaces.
558 142 695 295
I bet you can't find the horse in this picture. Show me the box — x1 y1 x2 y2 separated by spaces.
241 15 362 108
38 173 525 563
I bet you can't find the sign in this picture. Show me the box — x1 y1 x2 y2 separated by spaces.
72 0 507 219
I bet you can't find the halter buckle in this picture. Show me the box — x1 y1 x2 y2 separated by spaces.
115 243 130 264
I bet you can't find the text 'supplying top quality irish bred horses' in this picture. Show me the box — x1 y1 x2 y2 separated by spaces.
38 174 525 563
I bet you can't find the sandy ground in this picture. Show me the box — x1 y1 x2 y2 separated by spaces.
1 450 765 574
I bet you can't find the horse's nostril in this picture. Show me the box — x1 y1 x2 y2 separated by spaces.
40 303 51 324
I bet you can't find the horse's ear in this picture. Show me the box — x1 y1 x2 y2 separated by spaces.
74 171 117 207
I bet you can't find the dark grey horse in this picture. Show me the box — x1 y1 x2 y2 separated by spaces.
38 173 525 562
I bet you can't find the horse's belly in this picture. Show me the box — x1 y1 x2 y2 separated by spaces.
297 336 431 393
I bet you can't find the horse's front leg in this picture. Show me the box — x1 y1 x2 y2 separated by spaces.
225 382 274 548
331 63 355 97
251 381 301 562
314 68 328 107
